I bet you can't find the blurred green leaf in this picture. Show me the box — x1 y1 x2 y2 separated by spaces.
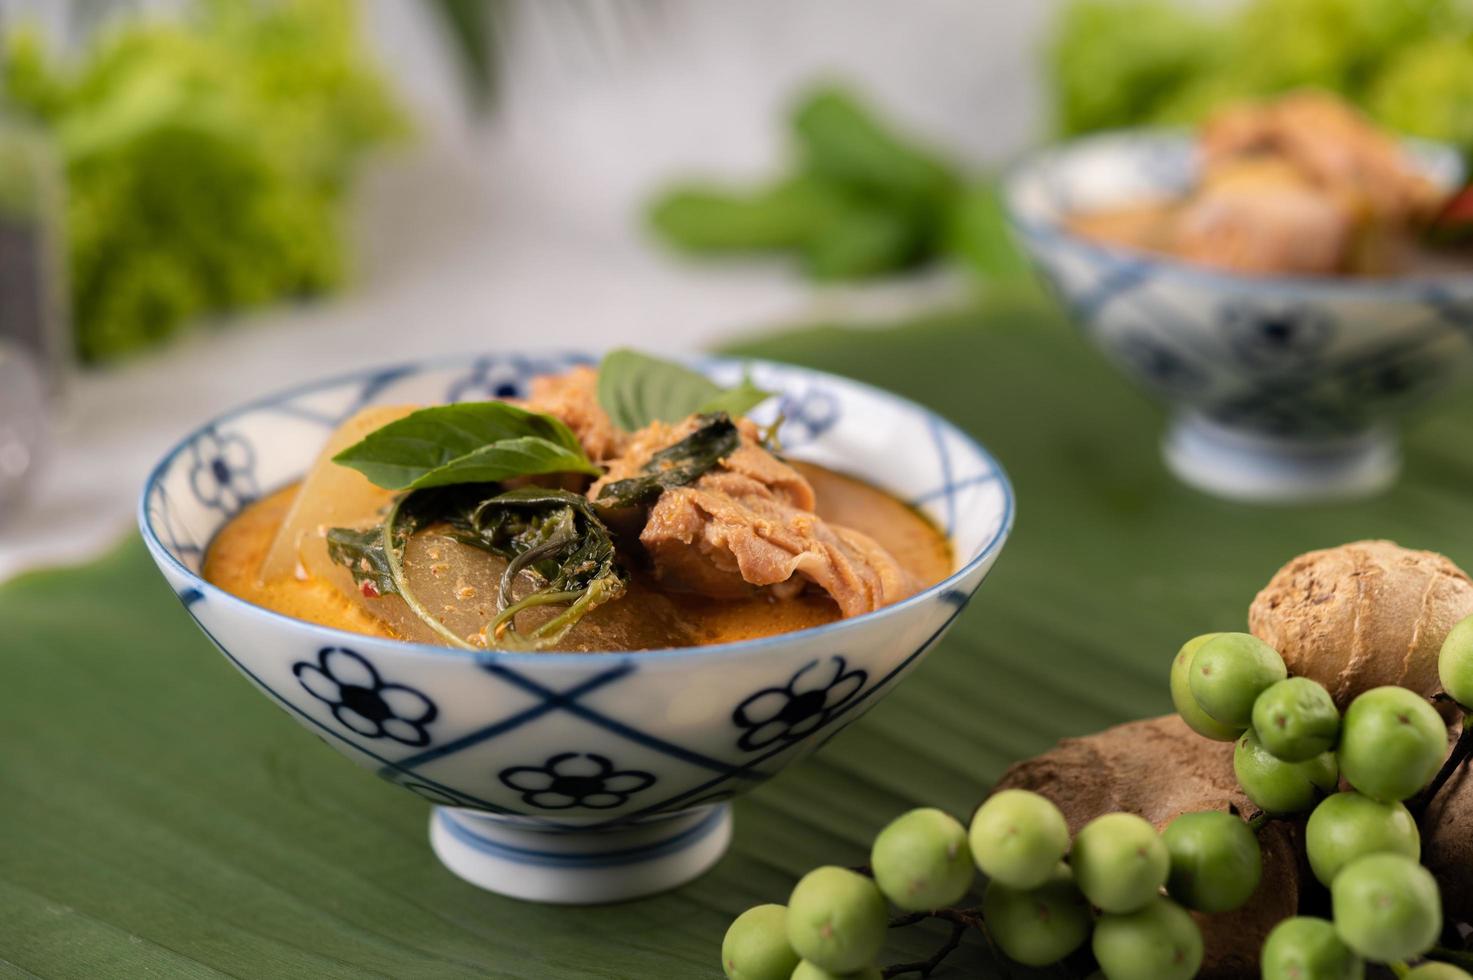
1048 0 1215 135
0 126 51 219
1368 36 1473 153
645 81 965 284
647 177 844 254
424 0 502 111
944 181 1031 286
1 0 408 363
1224 0 1459 93
1050 0 1473 159
801 201 928 281
790 85 958 206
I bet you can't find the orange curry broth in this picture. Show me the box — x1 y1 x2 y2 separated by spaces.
204 461 952 649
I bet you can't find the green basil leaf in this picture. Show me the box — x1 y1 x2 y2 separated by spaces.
401 436 599 490
695 376 774 419
597 349 720 431
596 348 773 431
332 402 597 489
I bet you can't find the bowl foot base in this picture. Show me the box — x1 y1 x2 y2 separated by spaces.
429 803 732 904
1163 413 1399 503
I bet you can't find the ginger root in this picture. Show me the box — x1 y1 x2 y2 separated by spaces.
1249 540 1473 707
992 715 1301 980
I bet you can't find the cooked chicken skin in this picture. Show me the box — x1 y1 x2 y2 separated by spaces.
640 468 916 617
1199 91 1442 228
589 411 915 617
523 366 626 462
1069 90 1447 276
513 363 923 619
1172 158 1352 276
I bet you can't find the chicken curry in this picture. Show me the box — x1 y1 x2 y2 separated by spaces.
204 354 951 652
1067 91 1467 278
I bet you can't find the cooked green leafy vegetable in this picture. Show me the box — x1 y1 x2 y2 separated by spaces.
327 485 626 652
1049 0 1473 156
595 414 740 509
596 348 773 431
646 83 963 282
331 402 599 490
0 0 408 362
324 525 400 600
388 437 598 490
453 488 625 650
328 491 472 648
326 402 617 650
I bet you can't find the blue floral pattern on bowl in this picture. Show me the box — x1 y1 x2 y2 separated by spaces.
294 646 439 747
500 752 656 810
188 428 259 516
733 656 866 752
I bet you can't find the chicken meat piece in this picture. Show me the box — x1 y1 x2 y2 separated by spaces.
1200 90 1442 227
596 414 916 617
522 366 625 462
1068 91 1449 277
590 414 815 510
641 476 916 617
1171 158 1353 275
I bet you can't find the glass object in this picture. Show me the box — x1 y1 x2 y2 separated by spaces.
0 340 45 520
0 109 69 394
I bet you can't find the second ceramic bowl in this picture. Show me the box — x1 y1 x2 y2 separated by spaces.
1005 130 1473 502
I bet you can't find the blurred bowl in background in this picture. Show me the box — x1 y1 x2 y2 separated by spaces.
1003 130 1473 503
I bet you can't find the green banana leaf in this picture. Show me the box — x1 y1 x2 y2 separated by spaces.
4 294 1472 976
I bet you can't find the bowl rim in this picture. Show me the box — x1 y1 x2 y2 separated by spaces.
1000 127 1473 298
138 351 1015 666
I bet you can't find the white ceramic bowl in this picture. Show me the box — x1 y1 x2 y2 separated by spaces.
1004 130 1473 502
139 353 1013 903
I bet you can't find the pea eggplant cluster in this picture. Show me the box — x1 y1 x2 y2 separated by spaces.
1168 623 1473 977
718 612 1473 980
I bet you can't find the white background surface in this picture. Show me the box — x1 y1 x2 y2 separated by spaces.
0 0 1066 580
